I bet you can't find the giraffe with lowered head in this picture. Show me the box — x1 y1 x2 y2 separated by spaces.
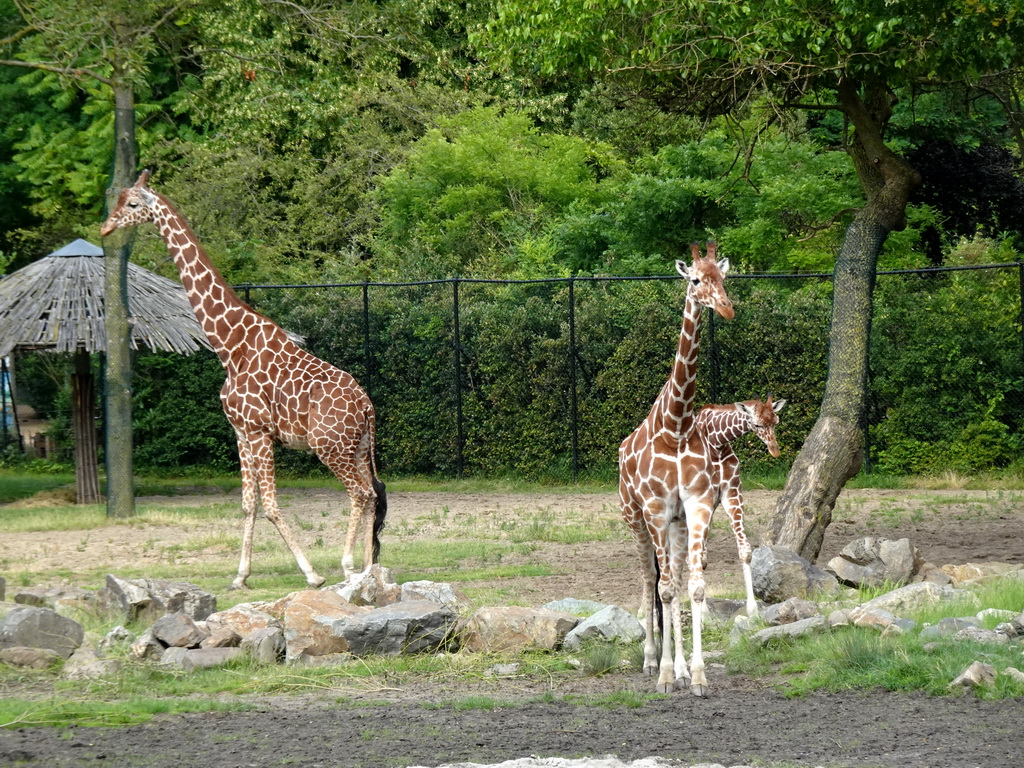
100 171 386 589
618 242 734 696
693 396 786 619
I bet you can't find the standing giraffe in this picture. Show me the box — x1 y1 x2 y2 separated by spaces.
693 396 786 619
618 242 734 696
100 171 386 589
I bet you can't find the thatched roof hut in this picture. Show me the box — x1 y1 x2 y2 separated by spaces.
0 238 209 357
0 239 211 503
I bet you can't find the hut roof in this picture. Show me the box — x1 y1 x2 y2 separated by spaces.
0 240 211 357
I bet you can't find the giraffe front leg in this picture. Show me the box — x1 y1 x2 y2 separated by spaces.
684 497 713 697
668 518 691 691
724 488 758 618
230 434 258 591
252 433 325 588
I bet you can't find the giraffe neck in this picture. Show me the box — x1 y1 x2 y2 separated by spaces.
151 195 268 361
696 406 749 450
654 286 702 439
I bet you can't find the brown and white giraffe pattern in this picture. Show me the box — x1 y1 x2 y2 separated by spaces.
100 171 386 589
618 243 734 696
693 396 786 618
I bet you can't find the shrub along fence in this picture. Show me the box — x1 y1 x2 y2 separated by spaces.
97 262 1021 481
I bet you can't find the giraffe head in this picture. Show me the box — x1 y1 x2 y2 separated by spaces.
99 170 160 237
737 395 786 457
676 241 734 320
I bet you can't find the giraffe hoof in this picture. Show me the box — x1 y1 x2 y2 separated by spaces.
674 677 691 692
228 580 249 591
655 682 674 695
307 575 326 589
690 684 709 698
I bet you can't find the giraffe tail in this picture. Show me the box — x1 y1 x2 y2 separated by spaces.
653 555 664 637
365 404 387 563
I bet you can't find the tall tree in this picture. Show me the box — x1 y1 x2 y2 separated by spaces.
478 0 1024 558
2 0 199 516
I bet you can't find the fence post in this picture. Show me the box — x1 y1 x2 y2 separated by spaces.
1018 262 1024 373
452 278 465 477
568 278 579 482
361 281 372 403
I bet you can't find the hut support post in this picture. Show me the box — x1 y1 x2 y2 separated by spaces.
72 350 101 504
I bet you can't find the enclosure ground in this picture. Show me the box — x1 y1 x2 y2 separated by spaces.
1 486 1023 767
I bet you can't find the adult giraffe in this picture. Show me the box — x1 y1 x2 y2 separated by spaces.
100 171 386 589
618 242 733 696
694 396 786 619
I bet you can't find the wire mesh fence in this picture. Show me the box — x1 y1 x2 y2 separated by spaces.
236 262 1024 480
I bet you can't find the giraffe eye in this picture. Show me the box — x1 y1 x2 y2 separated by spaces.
691 278 701 286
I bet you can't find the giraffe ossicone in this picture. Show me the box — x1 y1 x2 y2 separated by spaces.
618 241 736 696
101 170 387 589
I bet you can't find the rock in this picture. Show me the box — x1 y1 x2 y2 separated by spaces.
851 607 917 634
764 597 820 626
63 646 121 680
949 661 996 690
200 626 241 649
976 608 1017 623
0 646 64 669
751 545 840 603
919 617 979 641
330 564 401 607
180 647 244 671
827 537 922 588
100 575 216 621
242 626 286 664
705 598 762 624
542 598 609 617
486 662 522 677
151 612 207 649
160 647 190 668
953 626 1009 645
283 590 369 661
461 607 579 653
402 581 471 614
827 608 853 628
563 605 643 650
851 581 976 620
941 562 1022 585
0 605 83 658
749 616 828 646
130 629 164 660
291 651 353 666
728 615 757 647
339 600 458 656
99 625 135 651
205 603 281 640
13 585 95 615
1004 667 1024 684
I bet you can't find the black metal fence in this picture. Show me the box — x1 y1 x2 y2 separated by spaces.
238 262 1024 480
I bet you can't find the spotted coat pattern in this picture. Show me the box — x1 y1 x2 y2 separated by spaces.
617 242 734 696
100 171 385 589
693 397 786 617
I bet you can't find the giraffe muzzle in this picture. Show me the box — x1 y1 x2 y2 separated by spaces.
99 219 117 237
716 301 735 321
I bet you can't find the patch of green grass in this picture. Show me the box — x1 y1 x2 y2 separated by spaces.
0 469 76 503
0 694 249 729
588 689 664 708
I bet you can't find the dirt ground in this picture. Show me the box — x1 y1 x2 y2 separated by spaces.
1 486 1023 768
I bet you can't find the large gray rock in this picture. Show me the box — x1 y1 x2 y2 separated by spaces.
827 537 922 588
851 581 976 620
919 616 980 641
543 598 609 617
282 589 369 661
949 661 996 690
14 585 96 615
0 605 83 658
339 600 458 656
401 581 471 614
751 545 840 603
130 629 164 660
180 647 244 672
0 646 64 668
749 616 828 647
461 607 578 653
63 646 122 680
205 603 281 640
764 597 820 626
330 565 401 607
100 575 216 621
151 612 207 649
242 626 286 664
563 605 644 651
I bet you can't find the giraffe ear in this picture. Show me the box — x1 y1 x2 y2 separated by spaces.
139 188 158 206
717 257 730 274
675 260 691 279
772 398 787 413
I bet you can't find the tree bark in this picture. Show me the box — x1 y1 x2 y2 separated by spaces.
102 72 137 518
71 349 101 504
769 77 921 560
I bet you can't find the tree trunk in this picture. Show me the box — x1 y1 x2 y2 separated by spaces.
71 349 101 504
769 77 921 560
102 73 137 518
